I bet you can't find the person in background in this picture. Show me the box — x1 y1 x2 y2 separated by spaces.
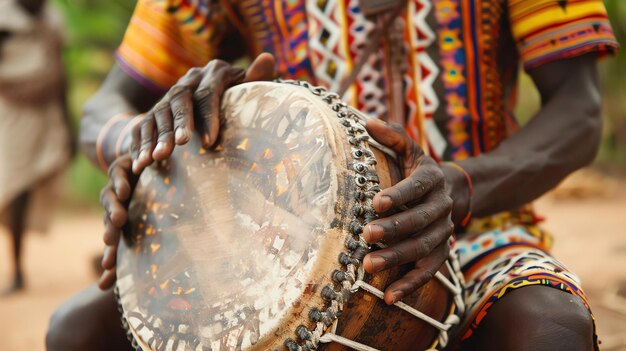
0 0 73 295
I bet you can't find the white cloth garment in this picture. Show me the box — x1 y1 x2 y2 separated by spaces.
0 1 70 232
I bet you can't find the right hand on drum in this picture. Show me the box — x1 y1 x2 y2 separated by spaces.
98 54 276 290
130 53 276 174
362 119 456 305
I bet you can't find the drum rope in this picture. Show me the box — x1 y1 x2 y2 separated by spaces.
349 246 465 346
352 280 450 331
319 332 381 351
314 247 465 351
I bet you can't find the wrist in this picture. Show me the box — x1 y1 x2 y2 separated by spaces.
96 112 142 171
441 162 472 229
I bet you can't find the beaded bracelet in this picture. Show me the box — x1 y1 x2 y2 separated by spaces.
115 114 145 158
446 161 473 228
96 112 134 171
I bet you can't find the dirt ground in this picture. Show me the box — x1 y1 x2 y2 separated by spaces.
1 172 625 351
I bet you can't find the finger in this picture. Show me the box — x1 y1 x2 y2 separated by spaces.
133 115 156 173
244 53 276 82
152 102 175 160
101 244 117 270
98 268 117 290
195 61 245 147
130 120 141 166
103 215 121 246
100 186 127 228
168 68 203 144
363 217 453 273
365 119 414 155
383 242 450 304
108 158 132 202
170 89 193 145
372 162 444 213
363 193 453 243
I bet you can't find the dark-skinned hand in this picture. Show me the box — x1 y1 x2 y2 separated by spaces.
362 119 454 305
130 53 276 173
98 53 276 289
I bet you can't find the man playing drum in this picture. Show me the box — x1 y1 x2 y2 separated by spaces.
47 0 618 350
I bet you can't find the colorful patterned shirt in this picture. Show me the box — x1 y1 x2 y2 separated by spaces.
114 4 616 347
116 0 618 162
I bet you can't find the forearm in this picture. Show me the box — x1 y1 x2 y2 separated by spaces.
80 65 159 171
445 56 601 218
458 112 600 217
80 93 140 171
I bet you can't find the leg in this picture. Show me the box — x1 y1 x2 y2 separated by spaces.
2 191 30 294
467 286 595 351
46 285 134 351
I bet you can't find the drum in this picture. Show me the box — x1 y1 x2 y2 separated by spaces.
115 80 465 351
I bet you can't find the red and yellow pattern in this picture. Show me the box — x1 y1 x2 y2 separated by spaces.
116 0 618 157
509 0 617 69
116 0 227 92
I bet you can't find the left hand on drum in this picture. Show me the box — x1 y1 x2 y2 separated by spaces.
363 119 454 305
99 154 138 289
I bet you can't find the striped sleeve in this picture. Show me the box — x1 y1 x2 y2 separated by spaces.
508 0 619 70
115 0 226 93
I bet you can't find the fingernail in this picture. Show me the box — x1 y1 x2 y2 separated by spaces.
367 255 386 272
154 142 164 154
364 224 383 243
391 291 403 304
378 195 392 212
175 128 188 143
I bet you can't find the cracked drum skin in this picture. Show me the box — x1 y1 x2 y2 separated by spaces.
116 81 455 351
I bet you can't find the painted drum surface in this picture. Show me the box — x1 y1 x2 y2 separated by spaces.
116 81 464 351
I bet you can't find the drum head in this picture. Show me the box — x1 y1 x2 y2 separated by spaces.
117 82 357 350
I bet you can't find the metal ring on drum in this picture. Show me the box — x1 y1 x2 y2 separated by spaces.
115 80 465 351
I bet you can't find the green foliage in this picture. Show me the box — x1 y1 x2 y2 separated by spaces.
598 0 626 164
57 1 133 42
64 155 108 205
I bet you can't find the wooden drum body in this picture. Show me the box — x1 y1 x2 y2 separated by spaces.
116 81 464 351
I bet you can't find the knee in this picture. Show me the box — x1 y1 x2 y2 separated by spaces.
516 287 593 342
475 286 595 351
46 297 100 351
46 286 108 351
45 304 69 351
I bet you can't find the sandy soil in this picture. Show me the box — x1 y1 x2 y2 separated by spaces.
1 175 625 351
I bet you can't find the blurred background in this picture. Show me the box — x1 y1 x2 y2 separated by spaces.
0 0 624 350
